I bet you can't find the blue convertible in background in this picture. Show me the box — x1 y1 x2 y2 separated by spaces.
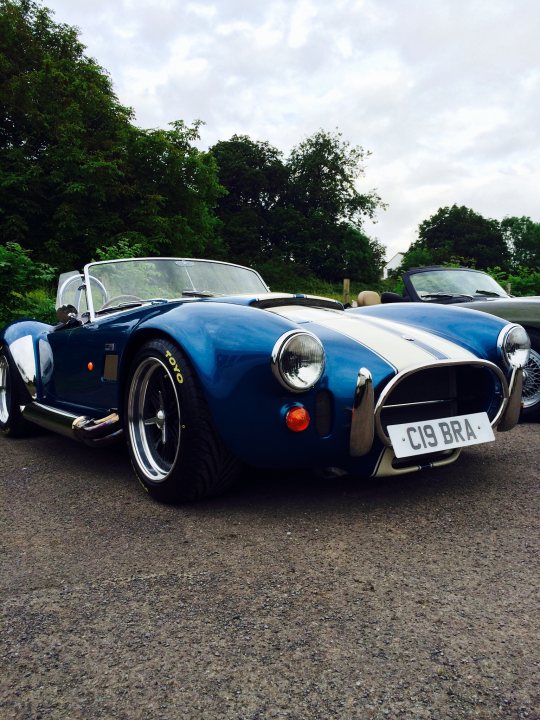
0 257 530 502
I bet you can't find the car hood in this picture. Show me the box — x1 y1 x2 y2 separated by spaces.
268 305 478 372
458 295 540 328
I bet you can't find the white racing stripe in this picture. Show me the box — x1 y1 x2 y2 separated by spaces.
269 306 477 371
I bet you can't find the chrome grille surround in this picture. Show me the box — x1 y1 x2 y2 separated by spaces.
374 359 509 447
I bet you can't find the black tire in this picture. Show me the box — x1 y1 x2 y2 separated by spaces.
0 350 32 438
125 339 240 502
521 328 540 422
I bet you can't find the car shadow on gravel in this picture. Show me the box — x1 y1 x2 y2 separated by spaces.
11 430 505 516
200 448 502 518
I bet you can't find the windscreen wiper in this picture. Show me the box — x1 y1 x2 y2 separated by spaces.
182 289 214 297
421 292 474 300
96 301 144 314
474 290 503 297
96 298 171 315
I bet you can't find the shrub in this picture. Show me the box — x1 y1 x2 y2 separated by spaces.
486 266 540 296
0 243 56 326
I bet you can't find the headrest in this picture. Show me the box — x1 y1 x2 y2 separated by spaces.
357 290 381 306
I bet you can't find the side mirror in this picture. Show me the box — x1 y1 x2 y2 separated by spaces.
56 304 80 325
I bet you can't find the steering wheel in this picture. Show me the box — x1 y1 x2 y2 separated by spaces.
101 294 144 310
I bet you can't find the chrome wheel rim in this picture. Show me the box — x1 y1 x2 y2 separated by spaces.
0 355 10 424
522 348 540 410
127 357 181 482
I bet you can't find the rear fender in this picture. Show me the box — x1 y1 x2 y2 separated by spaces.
1 320 53 402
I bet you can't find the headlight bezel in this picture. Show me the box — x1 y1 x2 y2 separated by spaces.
271 330 325 393
498 323 531 369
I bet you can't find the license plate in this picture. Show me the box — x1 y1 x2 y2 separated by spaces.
387 411 495 459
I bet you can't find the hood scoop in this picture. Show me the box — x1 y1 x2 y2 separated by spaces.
251 293 344 312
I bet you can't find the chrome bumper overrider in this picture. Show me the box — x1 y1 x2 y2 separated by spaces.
496 367 523 432
349 368 374 457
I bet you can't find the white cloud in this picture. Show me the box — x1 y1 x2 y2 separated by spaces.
288 0 318 48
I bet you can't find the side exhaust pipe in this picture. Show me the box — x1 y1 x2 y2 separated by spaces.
22 402 123 446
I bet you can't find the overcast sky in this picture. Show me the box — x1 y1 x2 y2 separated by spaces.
43 0 540 261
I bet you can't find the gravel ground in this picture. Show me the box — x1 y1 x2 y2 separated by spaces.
1 424 539 720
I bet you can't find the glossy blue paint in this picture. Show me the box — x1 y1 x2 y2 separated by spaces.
352 303 511 371
132 302 395 466
1 319 53 346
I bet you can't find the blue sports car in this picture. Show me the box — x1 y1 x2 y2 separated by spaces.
0 257 530 502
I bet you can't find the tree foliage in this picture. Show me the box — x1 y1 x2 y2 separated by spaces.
116 120 224 260
287 130 382 225
500 216 540 270
0 242 56 324
406 205 510 270
211 130 385 283
0 0 223 270
210 135 288 263
399 207 539 276
284 130 385 283
486 265 540 296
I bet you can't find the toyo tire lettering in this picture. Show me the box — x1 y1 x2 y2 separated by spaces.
164 350 184 384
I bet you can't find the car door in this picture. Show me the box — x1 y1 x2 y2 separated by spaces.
45 319 122 414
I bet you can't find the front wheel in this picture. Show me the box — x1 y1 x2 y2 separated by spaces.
0 350 32 437
521 329 540 422
125 339 239 502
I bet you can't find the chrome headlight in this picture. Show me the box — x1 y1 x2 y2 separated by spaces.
271 331 325 392
498 324 530 369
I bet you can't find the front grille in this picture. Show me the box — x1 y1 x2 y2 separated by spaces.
376 362 505 441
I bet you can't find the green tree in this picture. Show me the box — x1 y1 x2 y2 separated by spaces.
407 205 510 270
0 242 55 324
500 216 540 269
287 130 382 223
488 266 540 296
211 130 385 283
0 1 224 269
285 130 385 281
398 245 436 272
210 135 288 263
120 120 224 259
0 0 133 266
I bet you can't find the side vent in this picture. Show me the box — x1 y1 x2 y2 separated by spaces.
315 390 333 436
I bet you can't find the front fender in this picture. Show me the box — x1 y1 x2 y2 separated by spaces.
132 302 298 396
125 303 388 468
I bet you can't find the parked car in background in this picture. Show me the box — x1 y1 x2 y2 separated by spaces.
388 267 539 422
0 258 530 502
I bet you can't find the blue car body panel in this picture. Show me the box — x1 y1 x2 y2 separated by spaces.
351 302 509 367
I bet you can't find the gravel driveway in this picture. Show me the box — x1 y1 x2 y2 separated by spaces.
1 424 539 720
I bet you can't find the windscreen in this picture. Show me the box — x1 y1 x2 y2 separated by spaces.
410 269 509 299
84 258 269 313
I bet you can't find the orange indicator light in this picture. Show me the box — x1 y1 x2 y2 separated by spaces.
87 362 94 371
285 406 310 432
